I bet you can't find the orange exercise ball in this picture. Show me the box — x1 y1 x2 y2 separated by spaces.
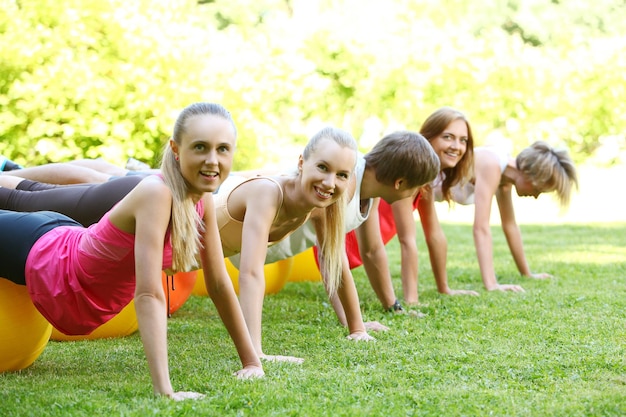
194 258 294 296
161 270 197 315
287 248 322 282
51 300 138 341
0 278 52 372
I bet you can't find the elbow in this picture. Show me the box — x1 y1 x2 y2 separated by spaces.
473 224 490 239
425 231 446 249
134 289 166 306
360 246 385 263
204 274 236 298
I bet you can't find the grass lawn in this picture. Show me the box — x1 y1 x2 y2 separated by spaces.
1 166 625 416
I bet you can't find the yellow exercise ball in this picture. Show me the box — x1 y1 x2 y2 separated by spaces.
194 258 294 296
287 248 322 282
0 278 52 372
192 269 208 296
51 300 138 341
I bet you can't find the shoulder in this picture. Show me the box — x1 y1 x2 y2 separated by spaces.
474 148 503 174
119 176 172 218
238 176 283 193
229 176 284 211
131 175 171 202
108 175 172 231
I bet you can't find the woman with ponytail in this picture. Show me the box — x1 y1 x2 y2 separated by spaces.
342 107 579 311
0 102 263 400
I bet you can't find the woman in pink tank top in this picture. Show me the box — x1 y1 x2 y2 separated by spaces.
0 102 263 400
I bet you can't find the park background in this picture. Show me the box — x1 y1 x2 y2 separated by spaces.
1 1 625 416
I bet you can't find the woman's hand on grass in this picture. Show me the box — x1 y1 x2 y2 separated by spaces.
364 321 389 332
259 353 304 364
234 365 265 379
347 330 375 341
488 283 525 292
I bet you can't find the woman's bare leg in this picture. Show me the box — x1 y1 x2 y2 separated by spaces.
67 159 129 176
0 163 112 184
0 175 25 189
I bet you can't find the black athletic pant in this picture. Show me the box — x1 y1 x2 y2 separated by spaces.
0 176 143 227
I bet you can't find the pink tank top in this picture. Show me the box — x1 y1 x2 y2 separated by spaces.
25 200 204 335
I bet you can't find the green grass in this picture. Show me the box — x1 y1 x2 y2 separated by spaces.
1 222 625 416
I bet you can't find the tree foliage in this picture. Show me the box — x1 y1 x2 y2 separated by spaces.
1 0 624 168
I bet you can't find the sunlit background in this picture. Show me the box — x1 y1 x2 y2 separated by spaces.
1 0 625 221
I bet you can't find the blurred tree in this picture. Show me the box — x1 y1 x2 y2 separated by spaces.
1 0 624 169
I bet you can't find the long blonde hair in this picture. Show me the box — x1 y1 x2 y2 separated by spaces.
303 126 357 296
160 102 236 271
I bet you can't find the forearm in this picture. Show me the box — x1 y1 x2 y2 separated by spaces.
237 272 266 354
361 247 397 309
208 280 262 369
328 291 347 327
398 240 419 304
425 237 450 294
502 225 532 276
473 227 499 290
335 271 366 334
135 293 173 396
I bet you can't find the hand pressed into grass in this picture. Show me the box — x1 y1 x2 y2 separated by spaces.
234 365 265 379
346 331 375 341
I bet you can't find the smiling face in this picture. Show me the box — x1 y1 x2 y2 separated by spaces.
170 113 236 197
428 118 468 171
298 137 356 208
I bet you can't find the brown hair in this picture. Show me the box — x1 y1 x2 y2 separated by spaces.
364 130 440 189
160 102 236 271
419 107 474 202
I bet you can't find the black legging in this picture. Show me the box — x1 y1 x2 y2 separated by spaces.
0 210 81 285
0 176 144 227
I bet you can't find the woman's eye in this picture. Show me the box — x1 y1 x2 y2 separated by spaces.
338 172 349 179
317 164 327 171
